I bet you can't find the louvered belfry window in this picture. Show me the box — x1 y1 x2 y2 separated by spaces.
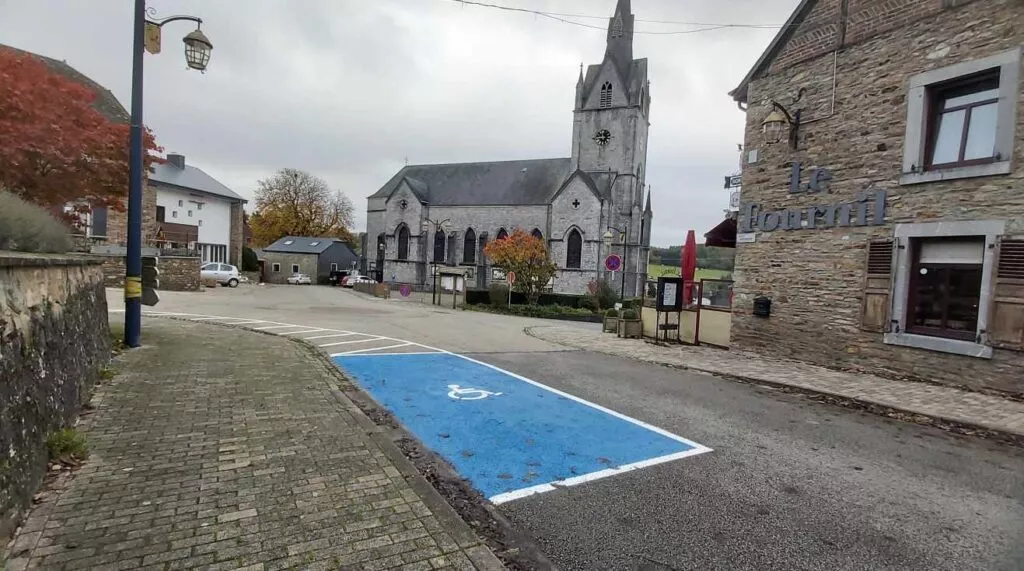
599 82 612 108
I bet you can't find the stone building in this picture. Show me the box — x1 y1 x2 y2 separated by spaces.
728 0 1023 393
364 0 652 296
261 236 359 284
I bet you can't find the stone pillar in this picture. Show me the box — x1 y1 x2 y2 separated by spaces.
229 202 244 267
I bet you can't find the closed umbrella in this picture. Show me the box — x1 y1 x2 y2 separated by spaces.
681 230 697 305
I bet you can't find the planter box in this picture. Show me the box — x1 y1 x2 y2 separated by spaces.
618 319 642 339
603 316 619 333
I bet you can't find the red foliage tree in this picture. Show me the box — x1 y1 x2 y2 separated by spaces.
0 48 160 221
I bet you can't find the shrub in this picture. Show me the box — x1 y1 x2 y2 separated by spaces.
242 247 260 271
46 428 88 462
580 294 600 312
621 309 639 320
588 279 619 309
605 308 619 317
488 283 510 307
0 191 71 253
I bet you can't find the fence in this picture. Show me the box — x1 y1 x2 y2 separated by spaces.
641 278 734 347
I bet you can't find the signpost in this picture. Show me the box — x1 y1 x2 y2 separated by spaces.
506 271 516 309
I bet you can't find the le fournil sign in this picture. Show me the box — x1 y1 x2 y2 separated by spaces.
738 162 887 233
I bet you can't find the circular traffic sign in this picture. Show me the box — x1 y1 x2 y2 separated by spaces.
605 254 622 272
399 284 411 297
507 271 516 285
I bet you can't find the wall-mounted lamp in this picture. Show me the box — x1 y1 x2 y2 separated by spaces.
761 89 805 150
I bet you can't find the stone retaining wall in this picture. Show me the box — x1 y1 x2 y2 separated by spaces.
90 253 200 292
0 253 110 541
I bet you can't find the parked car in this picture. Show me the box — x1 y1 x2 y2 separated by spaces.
200 263 241 287
287 273 313 285
342 274 374 288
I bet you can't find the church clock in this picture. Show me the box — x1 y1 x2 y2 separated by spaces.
592 129 612 146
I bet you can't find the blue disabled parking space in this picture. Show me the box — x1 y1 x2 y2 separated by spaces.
333 352 710 503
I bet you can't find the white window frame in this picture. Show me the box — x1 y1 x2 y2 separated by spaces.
330 263 338 272
272 263 280 272
884 219 1005 358
900 47 1020 185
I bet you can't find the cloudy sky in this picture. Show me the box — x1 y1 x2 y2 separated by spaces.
0 0 796 246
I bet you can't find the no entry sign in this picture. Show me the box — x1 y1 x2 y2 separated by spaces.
605 254 622 272
507 271 516 285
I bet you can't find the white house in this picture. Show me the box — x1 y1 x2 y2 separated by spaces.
150 154 247 266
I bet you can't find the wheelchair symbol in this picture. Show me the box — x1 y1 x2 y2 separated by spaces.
447 384 503 400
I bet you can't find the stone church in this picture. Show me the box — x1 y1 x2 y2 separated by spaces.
364 0 652 296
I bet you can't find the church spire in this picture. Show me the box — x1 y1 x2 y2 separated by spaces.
644 185 652 214
605 0 634 79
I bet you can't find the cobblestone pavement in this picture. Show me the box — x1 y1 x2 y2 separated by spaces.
6 319 503 571
526 325 1024 437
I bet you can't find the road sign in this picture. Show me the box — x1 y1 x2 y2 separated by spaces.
724 174 742 189
605 254 622 272
507 271 516 285
399 284 411 297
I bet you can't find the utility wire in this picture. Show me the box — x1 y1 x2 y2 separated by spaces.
445 0 784 34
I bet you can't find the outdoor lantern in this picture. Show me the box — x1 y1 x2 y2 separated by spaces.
183 28 213 71
603 229 615 246
761 108 790 145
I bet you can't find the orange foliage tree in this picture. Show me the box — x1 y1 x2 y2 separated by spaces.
482 228 557 304
0 48 160 222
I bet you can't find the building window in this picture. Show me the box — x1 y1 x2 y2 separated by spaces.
178 200 183 207
172 211 177 218
272 263 280 272
496 228 508 241
292 264 299 274
901 47 1020 185
599 82 612 108
397 225 410 260
330 263 338 272
927 74 999 169
196 203 203 210
198 220 202 227
907 238 985 341
187 210 193 217
156 206 165 222
566 229 582 269
91 207 108 237
463 228 476 264
531 228 543 240
433 231 445 262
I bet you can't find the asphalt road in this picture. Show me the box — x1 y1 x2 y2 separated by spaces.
118 284 1024 570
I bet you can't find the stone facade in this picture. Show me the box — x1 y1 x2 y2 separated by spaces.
364 0 653 296
729 0 1024 393
103 183 158 246
89 253 200 292
262 252 319 284
229 201 244 267
0 254 110 540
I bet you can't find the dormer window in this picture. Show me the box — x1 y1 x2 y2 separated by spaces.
309 241 320 246
600 82 612 108
283 240 294 245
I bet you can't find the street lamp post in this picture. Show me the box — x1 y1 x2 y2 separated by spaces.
422 218 450 305
603 222 631 300
124 1 212 348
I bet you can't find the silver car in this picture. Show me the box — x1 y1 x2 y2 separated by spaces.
200 263 241 287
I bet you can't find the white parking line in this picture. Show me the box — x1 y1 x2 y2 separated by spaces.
252 324 305 331
304 333 357 340
278 329 325 336
318 337 383 348
331 342 412 356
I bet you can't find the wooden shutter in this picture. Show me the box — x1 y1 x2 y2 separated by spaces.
989 237 1024 349
861 239 894 332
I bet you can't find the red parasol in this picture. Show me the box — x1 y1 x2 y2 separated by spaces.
681 230 697 305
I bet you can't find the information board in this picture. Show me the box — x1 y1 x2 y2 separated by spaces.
656 276 683 311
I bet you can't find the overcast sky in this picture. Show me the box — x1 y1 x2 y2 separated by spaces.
0 0 796 246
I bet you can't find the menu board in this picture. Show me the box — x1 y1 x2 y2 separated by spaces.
656 277 684 311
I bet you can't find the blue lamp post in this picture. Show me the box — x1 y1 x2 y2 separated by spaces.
124 1 212 347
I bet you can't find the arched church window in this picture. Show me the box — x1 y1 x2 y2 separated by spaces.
600 82 612 108
433 231 445 262
531 228 543 240
496 228 508 241
463 228 476 264
397 225 410 260
566 229 582 269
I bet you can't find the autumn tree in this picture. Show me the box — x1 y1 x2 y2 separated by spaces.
249 168 356 247
0 47 160 223
483 229 557 304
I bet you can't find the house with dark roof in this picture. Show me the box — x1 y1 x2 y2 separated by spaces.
364 0 653 296
261 236 359 284
151 154 247 266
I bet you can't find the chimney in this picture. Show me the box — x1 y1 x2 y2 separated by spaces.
167 154 185 169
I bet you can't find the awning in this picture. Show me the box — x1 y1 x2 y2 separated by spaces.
704 217 737 248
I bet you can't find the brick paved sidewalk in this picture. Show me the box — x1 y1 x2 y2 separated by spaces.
526 325 1024 437
5 319 503 571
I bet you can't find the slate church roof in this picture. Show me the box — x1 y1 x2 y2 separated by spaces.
370 158 577 206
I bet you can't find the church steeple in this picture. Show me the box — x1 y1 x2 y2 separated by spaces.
605 0 634 80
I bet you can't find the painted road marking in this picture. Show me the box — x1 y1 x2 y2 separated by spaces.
332 342 413 356
304 332 356 340
279 328 325 335
333 352 711 504
318 337 383 348
252 324 305 331
447 385 503 400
